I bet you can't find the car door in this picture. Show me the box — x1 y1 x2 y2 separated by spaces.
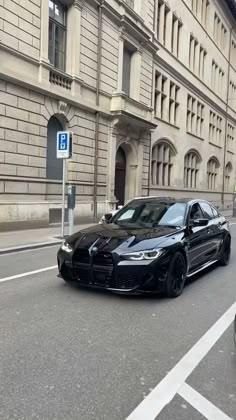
187 203 211 271
200 203 223 258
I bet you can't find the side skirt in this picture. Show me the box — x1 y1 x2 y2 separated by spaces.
187 260 218 278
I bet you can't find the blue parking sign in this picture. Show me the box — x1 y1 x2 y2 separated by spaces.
57 131 72 159
59 133 67 151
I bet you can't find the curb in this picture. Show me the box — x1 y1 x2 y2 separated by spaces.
0 240 62 255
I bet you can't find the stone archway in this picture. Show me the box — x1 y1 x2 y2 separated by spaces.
46 116 64 180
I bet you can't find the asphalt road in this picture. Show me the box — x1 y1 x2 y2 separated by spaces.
0 226 236 420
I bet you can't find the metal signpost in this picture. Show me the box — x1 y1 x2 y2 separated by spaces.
67 185 76 236
57 131 73 238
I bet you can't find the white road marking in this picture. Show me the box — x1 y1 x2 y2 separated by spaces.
0 266 57 283
126 301 236 420
178 382 233 420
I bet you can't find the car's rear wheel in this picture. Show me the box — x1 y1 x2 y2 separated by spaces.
219 235 231 266
164 252 187 298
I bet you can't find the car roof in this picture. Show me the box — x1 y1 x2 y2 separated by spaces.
131 196 213 206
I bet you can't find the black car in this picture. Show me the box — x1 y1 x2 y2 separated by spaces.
57 197 231 298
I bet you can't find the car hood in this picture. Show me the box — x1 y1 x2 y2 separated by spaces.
68 223 181 254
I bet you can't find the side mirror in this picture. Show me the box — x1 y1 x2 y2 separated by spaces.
192 218 209 227
103 213 113 223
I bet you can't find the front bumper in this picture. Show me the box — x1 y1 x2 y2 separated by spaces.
57 248 166 293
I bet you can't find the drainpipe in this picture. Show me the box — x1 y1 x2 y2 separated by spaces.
93 0 103 221
222 26 232 207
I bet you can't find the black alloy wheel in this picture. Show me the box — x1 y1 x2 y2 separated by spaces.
165 252 187 298
219 236 231 266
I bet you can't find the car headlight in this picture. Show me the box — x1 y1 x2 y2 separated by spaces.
61 240 73 253
121 249 163 261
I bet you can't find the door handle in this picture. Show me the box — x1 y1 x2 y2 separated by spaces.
207 228 211 234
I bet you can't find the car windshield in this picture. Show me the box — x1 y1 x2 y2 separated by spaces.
112 200 187 228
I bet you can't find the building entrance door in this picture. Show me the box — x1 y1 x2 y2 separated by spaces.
115 146 126 207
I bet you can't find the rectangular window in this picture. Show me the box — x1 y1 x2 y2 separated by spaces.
154 71 167 120
154 71 179 126
227 123 235 152
187 94 204 137
156 0 170 47
122 45 133 96
169 82 179 125
211 60 224 95
189 34 206 80
213 12 227 50
209 110 222 146
48 0 66 72
192 0 209 26
209 111 216 142
231 40 236 69
201 0 209 27
229 81 236 110
216 116 222 146
171 14 182 58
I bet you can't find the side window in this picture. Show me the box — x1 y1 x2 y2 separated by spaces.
189 203 204 220
200 202 214 220
211 206 219 218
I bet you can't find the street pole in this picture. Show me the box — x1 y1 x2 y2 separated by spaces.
61 158 66 238
68 207 74 236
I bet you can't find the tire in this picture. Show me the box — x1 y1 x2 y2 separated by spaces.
219 235 231 266
164 252 187 298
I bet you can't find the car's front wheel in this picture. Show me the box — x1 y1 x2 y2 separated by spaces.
164 252 187 298
219 235 231 266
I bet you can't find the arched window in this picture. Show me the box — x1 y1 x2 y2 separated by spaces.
151 142 174 186
225 162 233 191
184 150 201 189
207 157 220 190
46 116 63 180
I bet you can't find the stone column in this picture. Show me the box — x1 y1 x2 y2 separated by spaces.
159 3 165 44
39 0 49 83
136 141 144 196
66 0 82 80
130 49 142 101
106 123 118 207
117 36 124 93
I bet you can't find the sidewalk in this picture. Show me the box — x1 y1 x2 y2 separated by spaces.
0 223 94 254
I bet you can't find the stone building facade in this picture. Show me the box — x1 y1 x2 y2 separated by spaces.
0 0 236 229
150 0 236 212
